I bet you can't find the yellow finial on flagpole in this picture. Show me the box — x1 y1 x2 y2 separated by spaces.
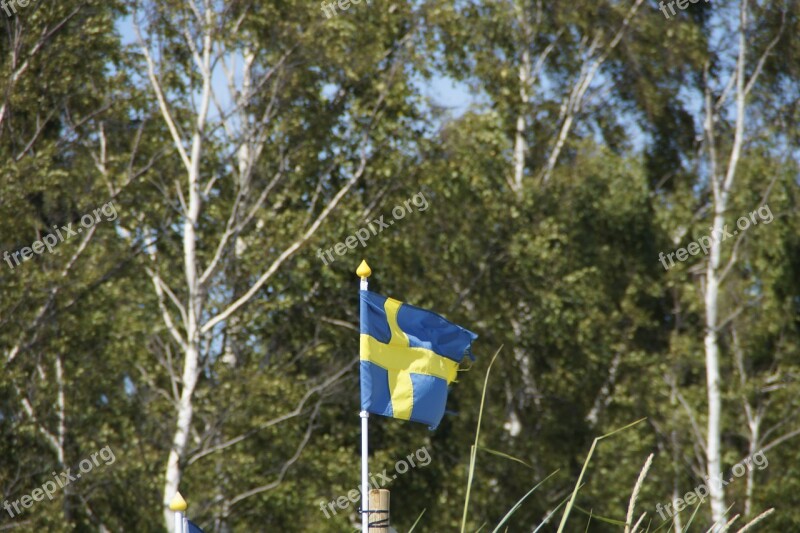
356 260 371 279
169 492 188 512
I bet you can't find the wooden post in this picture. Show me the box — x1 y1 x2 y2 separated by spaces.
367 489 390 532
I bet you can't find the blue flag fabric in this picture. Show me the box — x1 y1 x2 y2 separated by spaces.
359 290 478 429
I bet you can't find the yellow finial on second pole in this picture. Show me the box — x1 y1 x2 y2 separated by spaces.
169 491 188 512
356 260 371 279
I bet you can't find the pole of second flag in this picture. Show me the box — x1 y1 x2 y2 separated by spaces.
360 409 369 531
169 492 188 533
357 260 372 532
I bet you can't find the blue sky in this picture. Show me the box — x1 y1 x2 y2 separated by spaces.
116 14 476 120
421 76 475 117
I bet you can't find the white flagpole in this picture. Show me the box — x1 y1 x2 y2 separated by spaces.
357 260 372 532
360 409 369 532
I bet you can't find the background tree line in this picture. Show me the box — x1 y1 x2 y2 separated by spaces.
1 0 798 531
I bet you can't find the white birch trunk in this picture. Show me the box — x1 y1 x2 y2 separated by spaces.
539 0 643 184
513 49 530 194
159 4 212 527
703 212 725 529
702 3 748 529
744 419 759 517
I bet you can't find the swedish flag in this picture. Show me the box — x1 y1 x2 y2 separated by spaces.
360 290 478 429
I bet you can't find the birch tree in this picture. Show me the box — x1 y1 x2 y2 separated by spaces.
429 0 645 194
699 1 785 526
128 0 421 528
0 1 137 529
4 0 800 530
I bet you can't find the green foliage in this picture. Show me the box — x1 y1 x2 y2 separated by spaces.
1 1 799 531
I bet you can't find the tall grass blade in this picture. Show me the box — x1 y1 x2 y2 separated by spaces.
573 505 626 525
701 502 736 533
476 446 535 469
460 346 503 533
533 490 576 532
491 469 559 533
680 498 704 532
407 508 426 532
556 417 647 533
